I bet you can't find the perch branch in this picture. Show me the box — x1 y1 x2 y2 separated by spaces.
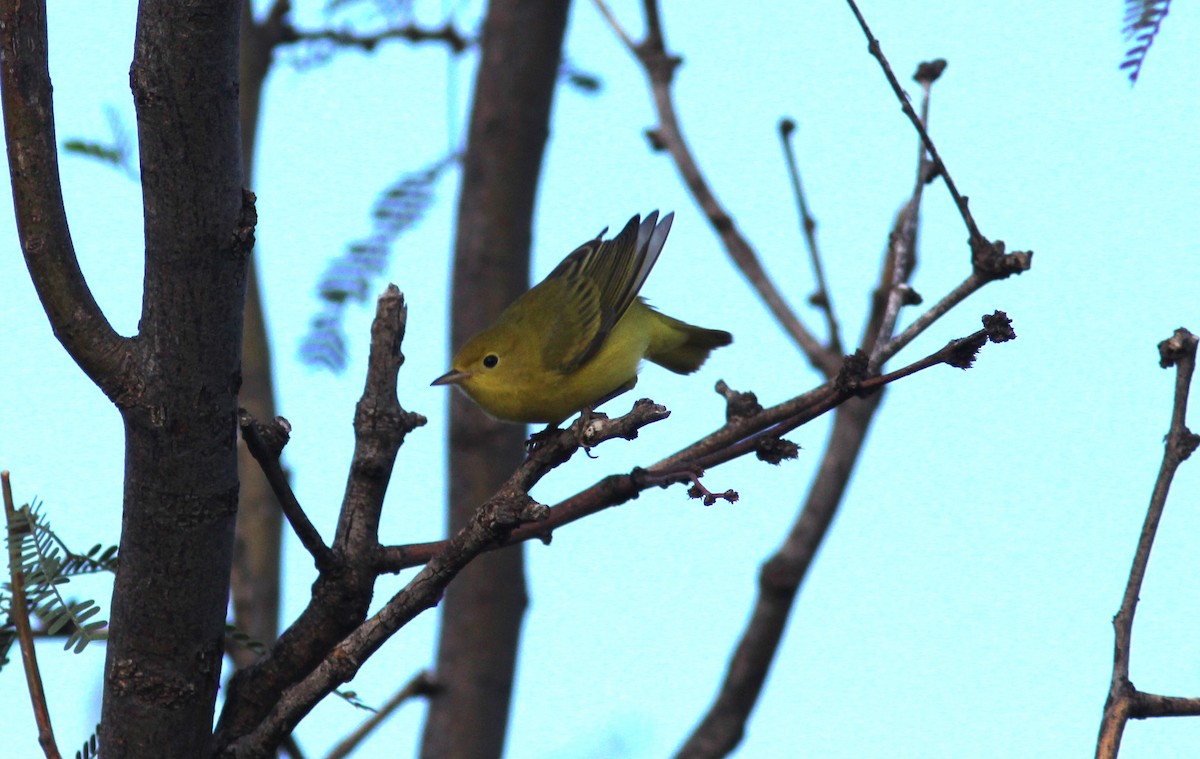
377 314 1015 572
686 313 1014 472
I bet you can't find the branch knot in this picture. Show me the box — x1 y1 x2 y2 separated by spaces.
971 236 1033 281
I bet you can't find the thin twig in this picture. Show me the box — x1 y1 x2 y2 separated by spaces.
280 21 472 55
912 59 946 187
325 671 436 759
3 472 62 759
878 272 974 365
238 411 334 570
593 0 840 377
864 61 946 371
778 119 841 355
844 0 982 245
1097 328 1200 758
689 314 1011 472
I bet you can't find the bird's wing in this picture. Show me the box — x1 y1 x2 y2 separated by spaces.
537 272 602 373
542 211 674 371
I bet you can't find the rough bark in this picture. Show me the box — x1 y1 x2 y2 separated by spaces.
3 0 247 754
103 2 248 756
420 1 572 757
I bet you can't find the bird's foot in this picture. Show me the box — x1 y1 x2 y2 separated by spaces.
574 407 610 457
524 425 561 454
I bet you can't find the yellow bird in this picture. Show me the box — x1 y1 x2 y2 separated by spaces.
432 212 732 425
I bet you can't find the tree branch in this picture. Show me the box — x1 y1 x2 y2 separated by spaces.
3 472 62 759
778 119 841 355
0 0 130 398
593 0 840 377
1097 328 1200 758
377 315 1015 573
279 21 472 56
215 286 424 752
877 237 1030 369
861 61 946 371
844 0 982 245
222 403 670 756
333 286 427 555
673 57 1019 746
238 410 334 570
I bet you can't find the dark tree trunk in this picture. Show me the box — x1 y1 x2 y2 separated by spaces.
421 1 572 757
99 2 248 756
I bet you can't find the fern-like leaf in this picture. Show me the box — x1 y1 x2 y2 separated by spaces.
1 501 112 653
298 306 349 371
1121 0 1171 84
75 725 100 759
0 623 14 669
300 151 457 371
63 105 139 178
336 688 379 712
225 622 268 657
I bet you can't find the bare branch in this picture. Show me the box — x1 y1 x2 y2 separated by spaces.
238 410 334 570
778 118 841 355
3 472 62 759
676 307 1013 757
1097 328 1200 758
377 316 1015 572
878 235 1031 367
691 313 1013 471
863 61 944 370
0 0 130 397
224 403 670 756
333 286 427 554
280 21 472 56
594 0 840 377
844 0 982 246
912 59 946 178
215 286 424 750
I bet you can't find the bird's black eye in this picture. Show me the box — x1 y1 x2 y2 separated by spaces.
483 354 499 369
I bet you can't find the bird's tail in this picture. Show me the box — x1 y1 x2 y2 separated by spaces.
646 311 733 374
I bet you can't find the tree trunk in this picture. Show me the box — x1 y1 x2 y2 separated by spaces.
100 2 248 756
230 0 284 673
421 1 571 757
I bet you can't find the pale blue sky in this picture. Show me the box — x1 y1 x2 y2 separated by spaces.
2 1 1199 757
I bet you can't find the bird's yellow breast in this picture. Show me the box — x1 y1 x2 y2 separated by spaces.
457 302 659 425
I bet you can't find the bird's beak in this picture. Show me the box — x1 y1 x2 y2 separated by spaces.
431 369 469 387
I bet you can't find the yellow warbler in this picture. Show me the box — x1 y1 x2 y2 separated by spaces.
432 211 732 425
